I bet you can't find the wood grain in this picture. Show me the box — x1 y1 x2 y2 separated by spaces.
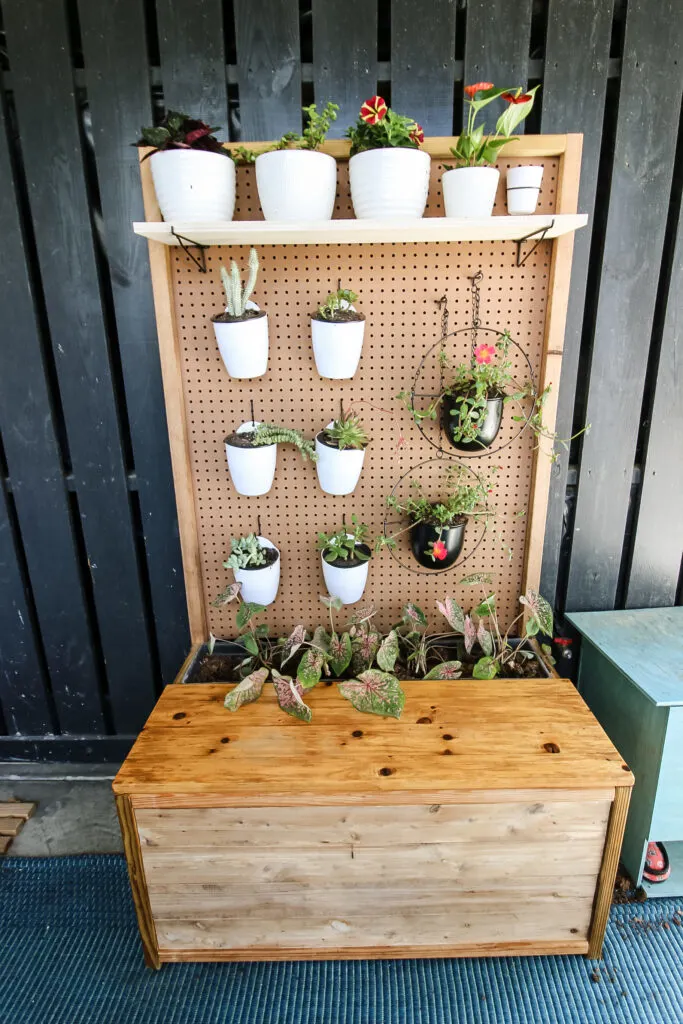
588 785 631 959
116 795 160 969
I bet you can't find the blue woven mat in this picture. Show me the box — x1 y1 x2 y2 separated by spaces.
1 856 681 1024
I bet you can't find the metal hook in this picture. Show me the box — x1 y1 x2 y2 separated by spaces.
257 515 262 537
170 229 208 273
515 220 554 267
250 398 255 426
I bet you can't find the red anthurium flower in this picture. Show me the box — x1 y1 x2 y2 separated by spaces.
185 125 214 144
409 123 425 145
475 343 496 365
360 96 388 125
502 92 533 105
464 82 494 98
432 540 448 561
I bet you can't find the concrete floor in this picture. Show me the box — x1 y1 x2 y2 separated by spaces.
0 763 123 856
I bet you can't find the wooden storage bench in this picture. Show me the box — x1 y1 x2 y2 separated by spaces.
113 676 633 967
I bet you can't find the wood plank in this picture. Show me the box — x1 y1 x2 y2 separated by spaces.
539 0 613 605
221 135 569 159
3 0 157 732
463 0 533 133
233 0 302 141
0 818 24 837
116 795 160 969
79 0 190 683
0 837 11 855
391 0 456 136
311 0 377 138
565 0 683 612
588 786 631 959
0 803 35 821
155 0 229 132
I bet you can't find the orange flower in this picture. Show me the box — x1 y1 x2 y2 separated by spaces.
475 343 496 365
502 92 533 105
409 123 424 145
360 96 388 125
464 82 494 98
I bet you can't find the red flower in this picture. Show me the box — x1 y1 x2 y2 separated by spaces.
409 123 424 145
464 82 494 98
360 96 388 125
502 92 533 105
432 540 448 561
475 343 496 365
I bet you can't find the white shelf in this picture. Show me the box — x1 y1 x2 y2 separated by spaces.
133 214 588 248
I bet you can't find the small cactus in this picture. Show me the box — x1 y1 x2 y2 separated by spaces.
220 247 260 318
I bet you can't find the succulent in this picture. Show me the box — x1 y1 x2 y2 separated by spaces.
318 514 372 564
324 410 369 451
318 287 358 320
224 534 268 571
220 247 260 319
252 423 317 462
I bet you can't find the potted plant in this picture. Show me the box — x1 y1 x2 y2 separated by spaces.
315 408 370 495
507 163 544 215
345 96 430 219
318 515 373 605
311 285 366 378
225 420 316 496
251 102 339 221
135 110 235 222
223 534 281 605
441 84 539 218
211 248 268 379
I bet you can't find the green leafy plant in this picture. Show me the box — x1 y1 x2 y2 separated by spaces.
445 84 539 169
322 409 369 450
224 534 269 570
318 514 372 564
346 95 424 155
237 103 340 161
317 287 359 320
134 110 229 160
250 423 317 462
220 248 259 318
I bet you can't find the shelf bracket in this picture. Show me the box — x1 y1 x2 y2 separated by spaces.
171 228 208 273
514 219 555 268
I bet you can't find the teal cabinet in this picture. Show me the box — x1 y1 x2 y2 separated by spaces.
568 608 683 896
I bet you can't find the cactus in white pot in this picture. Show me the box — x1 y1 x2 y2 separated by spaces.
211 248 269 379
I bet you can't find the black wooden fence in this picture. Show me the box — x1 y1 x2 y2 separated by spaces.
0 0 680 760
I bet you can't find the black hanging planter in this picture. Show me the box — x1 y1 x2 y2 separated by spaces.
441 393 504 452
410 518 467 570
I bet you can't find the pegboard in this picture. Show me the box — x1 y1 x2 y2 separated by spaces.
141 137 582 642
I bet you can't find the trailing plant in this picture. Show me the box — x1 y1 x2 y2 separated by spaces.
318 514 372 564
250 423 317 462
444 84 539 169
322 409 369 450
220 247 259 318
135 110 230 160
346 96 424 155
224 534 269 570
317 287 358 320
237 103 340 161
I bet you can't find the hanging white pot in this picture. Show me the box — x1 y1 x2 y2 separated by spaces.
311 313 365 379
506 165 544 215
233 536 281 606
212 302 269 379
321 541 371 605
349 148 431 219
315 425 366 496
150 150 236 222
255 150 337 222
442 166 500 218
225 421 277 497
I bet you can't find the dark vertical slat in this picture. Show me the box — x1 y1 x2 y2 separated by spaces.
565 0 683 612
626 209 683 608
463 0 533 132
539 0 613 606
391 0 456 135
3 0 157 731
155 0 229 131
0 98 105 732
311 0 377 137
233 0 302 141
78 0 189 683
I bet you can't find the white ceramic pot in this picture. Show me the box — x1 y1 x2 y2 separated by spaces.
321 546 370 605
506 165 544 215
150 150 235 222
311 316 365 378
349 148 431 219
315 428 366 495
213 306 268 379
233 536 280 606
255 150 337 222
442 166 500 218
225 421 277 497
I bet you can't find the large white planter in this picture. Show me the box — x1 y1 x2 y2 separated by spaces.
349 148 431 220
255 150 337 222
213 307 268 379
311 316 365 378
225 421 277 497
150 150 235 222
233 536 280 606
442 166 500 218
315 430 366 495
321 547 370 605
506 164 544 215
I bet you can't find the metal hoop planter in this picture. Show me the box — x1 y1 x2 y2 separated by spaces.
410 326 537 459
381 457 492 576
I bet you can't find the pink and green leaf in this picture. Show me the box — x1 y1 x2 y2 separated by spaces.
423 660 462 680
377 629 399 672
272 669 312 722
280 624 307 667
520 588 553 636
476 621 494 656
464 615 477 654
224 667 268 712
329 631 352 676
436 596 465 632
472 656 499 680
338 670 405 719
402 602 427 628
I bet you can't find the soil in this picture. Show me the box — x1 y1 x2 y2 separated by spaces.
413 512 468 529
317 431 367 451
225 431 258 449
448 387 505 401
212 309 267 324
323 542 371 568
239 547 279 570
311 310 365 324
613 866 647 905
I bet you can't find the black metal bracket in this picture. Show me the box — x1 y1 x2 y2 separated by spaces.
514 219 555 268
171 228 208 273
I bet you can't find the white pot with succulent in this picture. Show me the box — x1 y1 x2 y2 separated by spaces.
319 516 372 605
315 410 369 496
211 248 268 379
225 534 281 606
224 420 316 497
311 285 366 378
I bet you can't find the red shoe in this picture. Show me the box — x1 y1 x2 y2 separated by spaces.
643 842 670 883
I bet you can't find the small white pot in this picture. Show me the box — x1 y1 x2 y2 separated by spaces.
255 150 337 221
311 316 365 378
150 150 235 222
349 148 431 219
506 165 544 215
321 546 370 605
225 421 277 497
315 428 366 495
442 166 500 218
213 306 268 379
233 536 280 606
